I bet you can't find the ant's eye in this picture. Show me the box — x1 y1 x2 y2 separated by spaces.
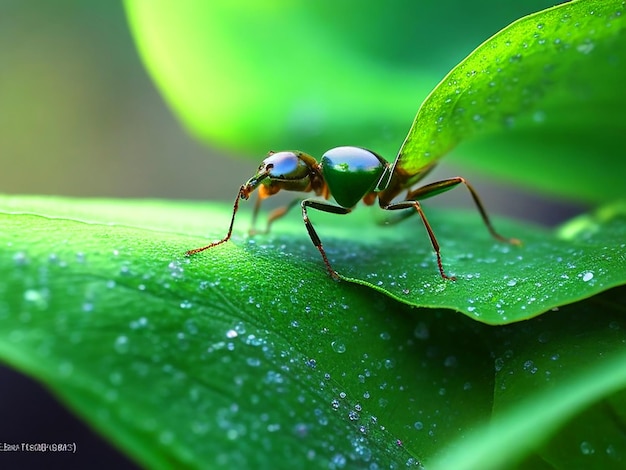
262 151 302 178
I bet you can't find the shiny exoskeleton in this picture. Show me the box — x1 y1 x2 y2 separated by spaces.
186 146 519 279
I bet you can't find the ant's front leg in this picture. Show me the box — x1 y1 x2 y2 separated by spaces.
301 199 352 279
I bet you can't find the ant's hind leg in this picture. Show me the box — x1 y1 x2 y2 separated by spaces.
383 199 455 280
407 177 521 245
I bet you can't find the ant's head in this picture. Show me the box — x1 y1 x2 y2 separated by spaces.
239 151 319 199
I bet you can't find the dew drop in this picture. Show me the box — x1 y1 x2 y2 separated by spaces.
582 271 594 282
413 322 430 340
533 110 546 123
114 335 129 354
330 453 346 468
13 252 28 266
580 441 595 455
444 356 458 367
23 289 48 310
58 361 74 377
523 360 538 374
246 357 261 367
577 41 594 54
130 316 148 330
331 341 346 354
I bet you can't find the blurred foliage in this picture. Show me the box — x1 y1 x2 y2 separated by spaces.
124 0 555 157
125 0 626 202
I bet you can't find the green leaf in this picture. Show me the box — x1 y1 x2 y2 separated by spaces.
3 195 625 326
398 0 626 203
1 195 625 468
429 286 626 470
338 201 626 325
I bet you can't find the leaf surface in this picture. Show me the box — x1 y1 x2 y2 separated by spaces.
396 0 626 202
1 196 625 468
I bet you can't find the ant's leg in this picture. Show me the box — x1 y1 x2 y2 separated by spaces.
406 177 521 245
249 193 264 235
250 197 302 236
186 190 243 256
383 199 455 280
301 199 352 279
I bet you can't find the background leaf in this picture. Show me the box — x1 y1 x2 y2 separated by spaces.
1 196 625 468
430 286 626 470
398 0 626 203
125 0 626 204
122 0 554 157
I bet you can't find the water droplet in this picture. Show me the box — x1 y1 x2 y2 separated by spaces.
413 322 429 340
168 260 185 279
23 289 48 310
506 279 517 287
331 341 346 354
180 300 193 309
130 317 148 330
444 356 457 367
577 41 594 54
523 360 538 374
533 110 546 123
330 453 346 468
246 357 261 367
582 271 594 282
159 430 174 445
606 444 619 459
58 361 73 377
114 335 129 354
580 441 595 455
13 252 28 266
109 371 123 385
226 329 238 339
414 421 424 430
